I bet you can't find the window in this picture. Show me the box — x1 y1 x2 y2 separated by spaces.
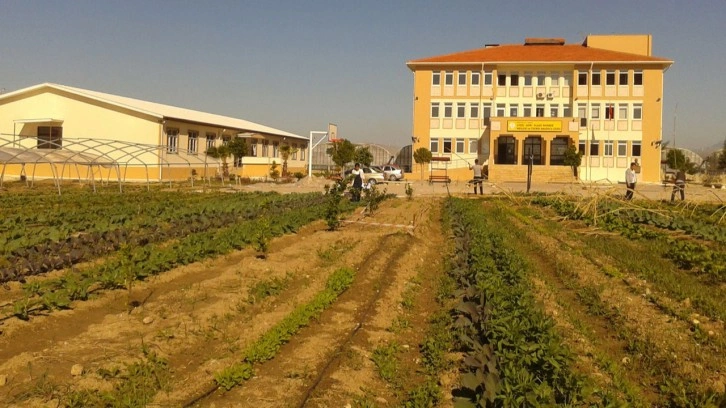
443 138 452 153
445 71 453 86
205 133 216 151
618 104 628 119
591 104 600 119
482 103 492 118
456 138 465 153
510 74 519 86
250 139 258 156
592 71 601 85
536 104 545 117
605 103 615 120
550 136 569 165
166 128 179 153
483 71 492 85
632 141 641 157
272 141 279 157
509 104 518 117
604 141 613 156
563 105 572 117
633 104 643 120
470 103 479 119
496 104 506 117
606 70 615 85
578 72 588 85
262 140 269 157
497 74 506 86
537 72 546 86
523 104 532 117
619 70 628 85
578 103 587 118
496 136 516 164
523 137 543 165
37 126 62 149
469 139 478 154
431 102 440 118
617 141 627 156
524 72 532 86
300 145 306 161
562 73 571 86
430 139 439 153
292 144 298 160
444 103 453 118
634 70 643 86
457 102 466 118
590 141 600 156
432 71 441 86
471 71 480 86
188 130 198 154
458 71 466 86
579 141 586 155
550 72 559 86
550 104 559 117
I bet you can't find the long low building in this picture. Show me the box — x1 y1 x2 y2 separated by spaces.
0 83 309 182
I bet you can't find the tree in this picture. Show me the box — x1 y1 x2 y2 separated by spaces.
228 137 248 165
667 149 697 174
326 139 356 175
279 144 298 177
269 160 280 180
563 145 583 178
353 146 373 167
206 145 231 177
719 138 726 171
413 147 432 180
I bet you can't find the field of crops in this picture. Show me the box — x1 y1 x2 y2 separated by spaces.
0 186 724 407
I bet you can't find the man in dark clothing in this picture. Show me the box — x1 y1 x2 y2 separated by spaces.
671 170 686 202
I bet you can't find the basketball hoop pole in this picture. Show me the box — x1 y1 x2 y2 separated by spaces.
308 131 328 179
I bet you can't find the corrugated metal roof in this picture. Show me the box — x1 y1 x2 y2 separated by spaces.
0 83 306 140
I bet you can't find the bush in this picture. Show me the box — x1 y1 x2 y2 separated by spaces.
293 172 305 181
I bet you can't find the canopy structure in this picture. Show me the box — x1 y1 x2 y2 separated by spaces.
0 134 222 194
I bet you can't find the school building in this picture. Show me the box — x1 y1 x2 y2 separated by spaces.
406 34 673 183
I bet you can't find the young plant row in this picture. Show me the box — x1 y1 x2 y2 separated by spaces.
0 192 328 284
7 201 328 321
444 198 597 407
213 267 356 392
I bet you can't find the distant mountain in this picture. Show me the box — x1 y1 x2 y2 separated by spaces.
693 141 724 158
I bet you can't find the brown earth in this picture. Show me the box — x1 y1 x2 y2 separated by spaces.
0 197 448 408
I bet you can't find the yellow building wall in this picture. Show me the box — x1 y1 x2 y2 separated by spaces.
640 68 665 183
586 34 652 56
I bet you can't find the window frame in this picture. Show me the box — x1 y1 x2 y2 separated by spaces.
471 71 480 86
632 141 642 157
618 104 628 119
430 139 439 153
457 102 466 118
589 141 600 156
633 104 643 120
37 126 63 150
458 71 467 86
605 103 615 120
604 140 614 157
455 138 465 154
469 139 478 154
510 73 519 86
509 104 518 117
166 128 179 154
443 138 452 154
483 71 493 85
578 72 588 86
619 70 628 86
633 70 643 86
606 70 615 86
617 141 627 156
431 102 440 118
432 71 441 86
591 71 601 86
205 133 216 151
497 73 506 86
187 130 199 154
469 103 479 119
444 103 453 118
444 71 453 86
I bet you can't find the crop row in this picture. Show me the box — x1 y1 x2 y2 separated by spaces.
0 191 310 256
0 193 328 284
530 196 726 284
444 198 598 407
7 197 337 321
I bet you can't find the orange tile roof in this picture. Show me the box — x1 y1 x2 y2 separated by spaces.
407 44 672 67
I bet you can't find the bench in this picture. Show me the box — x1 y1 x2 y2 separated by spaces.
428 175 451 184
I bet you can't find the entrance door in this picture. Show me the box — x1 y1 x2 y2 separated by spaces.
523 136 543 165
497 136 516 164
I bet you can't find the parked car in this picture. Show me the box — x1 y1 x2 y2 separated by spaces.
344 166 385 185
374 164 404 181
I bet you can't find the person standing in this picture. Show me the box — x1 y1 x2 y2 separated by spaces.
625 162 637 200
469 159 484 195
351 163 363 202
671 169 686 202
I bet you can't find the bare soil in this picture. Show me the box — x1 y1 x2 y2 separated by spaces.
0 197 448 407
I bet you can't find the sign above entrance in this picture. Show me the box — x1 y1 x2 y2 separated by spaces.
507 120 562 132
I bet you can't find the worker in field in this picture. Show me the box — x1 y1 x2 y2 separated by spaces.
671 169 686 202
625 162 637 200
469 159 484 195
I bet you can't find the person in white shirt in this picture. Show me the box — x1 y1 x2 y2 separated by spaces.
350 163 363 202
469 159 484 195
625 162 637 200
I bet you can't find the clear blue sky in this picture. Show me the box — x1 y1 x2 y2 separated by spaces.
1 0 724 152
